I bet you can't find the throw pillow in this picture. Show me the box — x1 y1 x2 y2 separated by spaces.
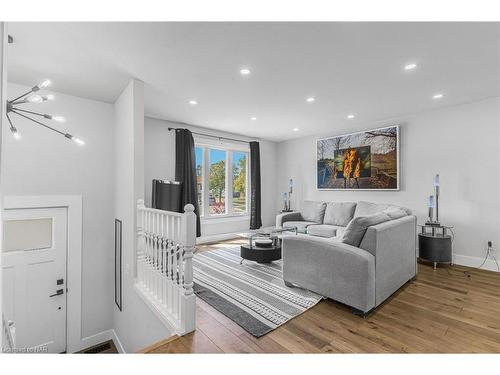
323 202 357 226
301 201 327 223
340 213 392 247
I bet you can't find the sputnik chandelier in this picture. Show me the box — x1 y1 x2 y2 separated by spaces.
6 79 85 145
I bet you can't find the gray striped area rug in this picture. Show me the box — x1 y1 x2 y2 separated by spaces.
193 246 323 337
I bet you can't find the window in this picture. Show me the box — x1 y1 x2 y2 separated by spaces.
195 147 204 215
195 144 249 218
232 152 247 214
209 149 226 215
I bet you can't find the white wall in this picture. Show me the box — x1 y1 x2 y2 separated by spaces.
112 81 172 353
0 22 7 350
276 97 500 269
144 117 278 240
1 83 115 338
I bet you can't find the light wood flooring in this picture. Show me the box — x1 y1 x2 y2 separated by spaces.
144 239 500 354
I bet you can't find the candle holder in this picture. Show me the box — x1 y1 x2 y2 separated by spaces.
434 174 440 225
281 179 294 213
427 195 434 224
425 174 441 226
282 192 289 212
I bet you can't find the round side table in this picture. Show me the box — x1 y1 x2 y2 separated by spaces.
418 224 453 270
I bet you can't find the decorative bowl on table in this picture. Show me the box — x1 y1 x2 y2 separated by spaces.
254 239 273 248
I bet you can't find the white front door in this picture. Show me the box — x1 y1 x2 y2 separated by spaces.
2 207 67 353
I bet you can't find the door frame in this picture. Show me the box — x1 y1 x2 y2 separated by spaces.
3 195 82 353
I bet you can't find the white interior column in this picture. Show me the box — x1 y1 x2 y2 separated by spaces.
112 79 172 353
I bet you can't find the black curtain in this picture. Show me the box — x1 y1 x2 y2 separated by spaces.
249 141 262 229
175 129 201 237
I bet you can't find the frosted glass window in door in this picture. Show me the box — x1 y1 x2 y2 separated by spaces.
2 218 53 252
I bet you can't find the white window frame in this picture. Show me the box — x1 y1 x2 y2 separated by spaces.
195 140 249 220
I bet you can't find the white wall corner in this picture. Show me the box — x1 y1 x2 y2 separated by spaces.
0 21 7 352
133 79 145 202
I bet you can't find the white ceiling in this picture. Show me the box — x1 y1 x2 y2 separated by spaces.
7 22 500 141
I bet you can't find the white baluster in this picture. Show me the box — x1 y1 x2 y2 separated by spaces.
167 240 173 313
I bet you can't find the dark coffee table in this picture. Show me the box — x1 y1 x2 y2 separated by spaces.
238 226 298 264
240 243 281 264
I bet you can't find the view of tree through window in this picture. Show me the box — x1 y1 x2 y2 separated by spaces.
232 152 247 213
195 145 248 217
195 147 203 215
209 149 226 215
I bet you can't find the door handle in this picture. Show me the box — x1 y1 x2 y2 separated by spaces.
49 289 64 298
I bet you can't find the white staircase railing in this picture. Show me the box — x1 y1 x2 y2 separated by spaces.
135 199 196 335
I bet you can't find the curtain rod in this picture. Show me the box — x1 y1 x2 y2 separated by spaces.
167 127 253 144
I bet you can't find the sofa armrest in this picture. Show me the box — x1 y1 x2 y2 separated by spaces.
276 211 303 227
282 235 375 311
359 215 417 306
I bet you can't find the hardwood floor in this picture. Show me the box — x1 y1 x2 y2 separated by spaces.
144 239 500 354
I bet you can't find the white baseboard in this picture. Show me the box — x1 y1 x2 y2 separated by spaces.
110 329 125 353
74 329 124 353
133 283 178 334
196 231 240 245
453 254 499 273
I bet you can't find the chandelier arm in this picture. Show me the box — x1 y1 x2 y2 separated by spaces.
5 112 16 131
11 99 30 105
10 110 68 137
9 88 36 104
11 107 49 119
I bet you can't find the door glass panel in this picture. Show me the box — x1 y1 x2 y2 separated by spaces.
209 149 226 215
232 151 247 214
2 218 53 252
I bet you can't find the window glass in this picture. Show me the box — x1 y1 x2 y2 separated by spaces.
208 149 226 215
232 152 247 214
195 147 204 215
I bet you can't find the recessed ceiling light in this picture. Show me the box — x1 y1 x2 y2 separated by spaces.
432 93 444 100
240 68 251 75
250 117 257 121
293 127 299 132
306 97 315 103
189 100 198 106
404 63 417 71
347 114 355 119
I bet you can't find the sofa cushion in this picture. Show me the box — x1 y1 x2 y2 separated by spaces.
354 201 411 218
301 201 327 223
283 221 317 233
323 202 357 226
306 224 341 238
340 213 392 247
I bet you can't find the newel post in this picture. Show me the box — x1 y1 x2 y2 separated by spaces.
180 203 196 333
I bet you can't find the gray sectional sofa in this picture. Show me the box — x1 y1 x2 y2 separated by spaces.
277 201 417 315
